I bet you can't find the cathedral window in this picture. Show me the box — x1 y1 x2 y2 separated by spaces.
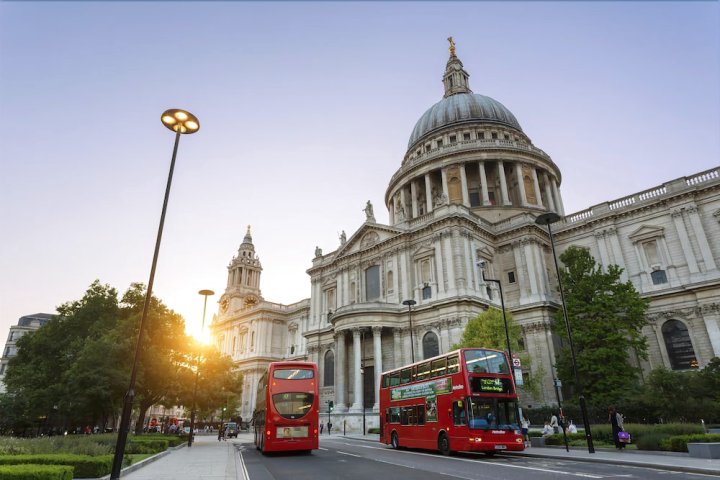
477 131 484 139
422 332 440 359
387 270 394 294
507 271 516 284
643 240 667 285
436 139 443 148
449 135 456 143
504 134 510 140
365 265 381 301
324 351 335 386
662 320 698 370
463 132 471 141
422 284 432 299
491 132 498 139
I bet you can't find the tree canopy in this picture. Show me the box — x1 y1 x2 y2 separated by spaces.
552 246 649 408
1 280 242 435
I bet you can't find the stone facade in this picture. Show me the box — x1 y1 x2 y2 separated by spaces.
0 313 54 393
210 48 720 431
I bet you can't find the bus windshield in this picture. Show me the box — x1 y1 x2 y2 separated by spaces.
467 397 520 430
463 349 509 374
272 392 314 419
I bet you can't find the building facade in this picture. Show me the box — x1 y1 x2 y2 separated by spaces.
0 313 54 393
211 46 720 431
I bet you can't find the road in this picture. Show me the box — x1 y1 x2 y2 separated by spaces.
238 436 710 480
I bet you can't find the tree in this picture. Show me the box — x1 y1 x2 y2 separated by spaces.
553 246 649 408
454 307 541 396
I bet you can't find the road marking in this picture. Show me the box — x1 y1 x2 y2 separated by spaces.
337 451 362 458
237 450 250 480
319 447 329 451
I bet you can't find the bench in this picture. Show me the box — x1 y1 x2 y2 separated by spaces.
687 442 720 459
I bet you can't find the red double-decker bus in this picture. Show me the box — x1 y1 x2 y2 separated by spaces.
379 348 524 455
253 361 319 454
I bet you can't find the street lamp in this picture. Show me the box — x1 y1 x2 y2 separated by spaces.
477 262 514 382
110 109 200 479
535 211 595 454
188 289 215 447
402 300 416 363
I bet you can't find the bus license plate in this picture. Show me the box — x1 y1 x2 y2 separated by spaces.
494 445 507 450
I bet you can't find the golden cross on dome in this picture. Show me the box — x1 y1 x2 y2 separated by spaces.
447 36 456 56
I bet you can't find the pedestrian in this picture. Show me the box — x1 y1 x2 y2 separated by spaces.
218 424 224 441
567 420 578 434
609 405 625 450
542 421 553 436
550 413 559 434
521 416 530 447
327 421 332 435
320 422 324 434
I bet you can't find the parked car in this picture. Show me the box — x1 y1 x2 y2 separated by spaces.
224 422 239 438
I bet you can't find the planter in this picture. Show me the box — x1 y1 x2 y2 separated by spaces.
687 443 720 459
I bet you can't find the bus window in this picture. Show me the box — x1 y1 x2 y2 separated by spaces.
464 349 509 374
381 375 388 388
390 373 400 386
447 355 460 374
452 399 466 426
389 407 400 423
273 368 314 379
400 368 411 384
417 362 430 381
417 405 425 425
411 366 418 382
430 358 446 378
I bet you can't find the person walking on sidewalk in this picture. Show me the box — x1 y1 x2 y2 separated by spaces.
609 405 625 450
550 413 559 434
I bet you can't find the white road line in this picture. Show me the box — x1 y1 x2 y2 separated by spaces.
337 451 362 458
237 450 250 480
319 447 329 451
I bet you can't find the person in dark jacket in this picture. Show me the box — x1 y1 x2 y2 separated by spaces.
609 405 625 449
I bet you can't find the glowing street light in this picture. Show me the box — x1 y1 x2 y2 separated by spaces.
188 289 215 447
110 109 200 479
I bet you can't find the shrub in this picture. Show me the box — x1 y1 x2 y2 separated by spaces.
0 454 121 478
125 438 169 454
0 464 73 479
663 434 720 453
367 428 380 434
635 432 672 451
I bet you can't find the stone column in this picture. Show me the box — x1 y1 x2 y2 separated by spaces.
532 167 543 207
434 238 445 295
543 172 556 211
459 164 470 207
441 168 449 200
607 228 628 282
523 240 539 301
687 206 717 271
393 328 403 368
478 161 490 206
551 179 565 216
444 232 456 293
373 326 383 411
440 320 450 354
498 161 510 206
410 179 419 218
595 232 611 272
671 210 699 274
335 331 347 412
516 163 528 206
700 309 720 357
425 174 434 213
400 249 410 302
349 328 363 412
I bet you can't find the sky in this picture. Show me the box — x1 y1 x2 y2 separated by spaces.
1 1 718 342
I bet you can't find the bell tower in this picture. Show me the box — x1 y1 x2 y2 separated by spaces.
220 226 263 314
443 36 472 98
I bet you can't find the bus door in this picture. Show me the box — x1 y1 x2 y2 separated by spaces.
451 399 467 441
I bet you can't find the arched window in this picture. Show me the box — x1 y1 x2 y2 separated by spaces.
662 320 698 370
422 332 440 359
324 351 335 386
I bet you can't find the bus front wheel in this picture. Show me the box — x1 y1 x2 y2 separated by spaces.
438 433 451 456
391 432 399 449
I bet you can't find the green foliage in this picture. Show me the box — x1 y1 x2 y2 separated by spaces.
635 432 672 451
663 434 720 452
367 427 380 434
0 435 115 456
553 247 649 408
453 307 542 396
0 280 244 436
0 464 73 480
0 454 117 478
125 438 169 454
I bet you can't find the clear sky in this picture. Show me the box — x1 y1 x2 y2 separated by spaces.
1 2 718 341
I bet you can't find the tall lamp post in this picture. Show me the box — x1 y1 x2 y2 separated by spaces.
535 211 595 454
110 109 200 479
188 289 215 447
477 261 522 429
402 300 416 363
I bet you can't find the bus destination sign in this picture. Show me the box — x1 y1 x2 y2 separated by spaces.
390 377 452 401
470 377 513 395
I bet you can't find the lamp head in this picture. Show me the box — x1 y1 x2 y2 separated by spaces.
199 289 215 296
402 299 416 307
161 109 200 134
535 212 561 226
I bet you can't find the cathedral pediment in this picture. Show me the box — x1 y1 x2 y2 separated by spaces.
335 224 402 258
628 225 664 243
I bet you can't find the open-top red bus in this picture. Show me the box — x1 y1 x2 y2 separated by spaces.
253 361 319 454
379 348 524 455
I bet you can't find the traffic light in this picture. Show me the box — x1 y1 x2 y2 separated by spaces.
329 401 334 413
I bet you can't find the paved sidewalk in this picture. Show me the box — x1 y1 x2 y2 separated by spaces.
108 432 720 479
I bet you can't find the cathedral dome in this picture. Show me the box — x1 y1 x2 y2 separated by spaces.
407 93 523 149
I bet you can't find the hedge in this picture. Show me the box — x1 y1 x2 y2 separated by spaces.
0 454 119 478
662 434 720 452
0 464 73 480
126 438 170 454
